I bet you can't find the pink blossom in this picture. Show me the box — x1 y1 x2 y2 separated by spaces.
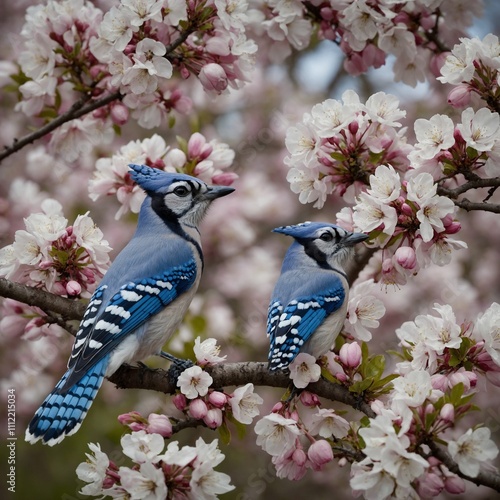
203 408 223 429
146 413 172 438
199 63 228 94
189 398 208 419
394 246 417 270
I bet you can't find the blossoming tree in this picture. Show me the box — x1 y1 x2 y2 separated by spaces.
1 0 500 499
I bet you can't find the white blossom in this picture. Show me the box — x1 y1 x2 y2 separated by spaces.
457 107 500 152
177 365 213 399
413 114 455 159
193 337 227 365
448 427 499 477
121 431 164 463
76 443 109 496
254 413 301 456
119 461 167 500
474 302 500 367
289 352 321 389
309 408 350 439
229 383 263 424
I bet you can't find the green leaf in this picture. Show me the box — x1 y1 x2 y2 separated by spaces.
449 382 464 405
218 421 231 445
363 355 386 381
349 377 374 394
321 367 340 384
176 135 188 153
330 152 347 162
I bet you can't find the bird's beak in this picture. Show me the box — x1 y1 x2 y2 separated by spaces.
203 185 235 200
343 232 369 246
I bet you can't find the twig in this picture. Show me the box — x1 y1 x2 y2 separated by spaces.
454 198 500 214
427 440 500 492
437 178 500 198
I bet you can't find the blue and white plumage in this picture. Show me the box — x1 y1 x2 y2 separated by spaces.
267 221 368 371
26 164 234 446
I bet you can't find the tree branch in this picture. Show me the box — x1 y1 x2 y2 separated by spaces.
0 92 121 164
453 198 500 214
0 278 86 320
0 27 196 164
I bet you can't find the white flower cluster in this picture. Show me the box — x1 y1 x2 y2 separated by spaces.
0 199 111 296
285 90 411 207
76 433 234 499
89 133 236 219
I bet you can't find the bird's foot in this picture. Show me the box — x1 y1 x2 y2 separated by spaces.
158 351 194 385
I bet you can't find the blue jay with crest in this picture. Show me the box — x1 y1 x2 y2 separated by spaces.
267 222 368 372
26 164 234 446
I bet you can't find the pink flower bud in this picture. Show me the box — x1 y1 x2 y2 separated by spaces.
118 411 144 425
203 408 223 429
208 391 227 408
339 342 362 368
445 221 461 234
51 281 68 296
189 398 208 419
147 413 172 437
300 391 320 407
440 403 455 423
447 84 472 109
39 260 53 270
272 402 284 413
417 472 445 497
187 132 209 159
444 475 466 494
173 393 187 411
66 280 81 296
292 448 307 467
307 440 333 470
211 172 238 186
198 63 228 93
394 246 417 270
110 103 129 126
348 120 359 135
431 373 448 392
400 202 413 216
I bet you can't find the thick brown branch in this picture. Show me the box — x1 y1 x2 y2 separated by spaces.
437 178 500 198
109 362 376 419
0 278 86 320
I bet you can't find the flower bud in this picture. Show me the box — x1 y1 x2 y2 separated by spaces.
203 408 223 429
431 373 448 392
110 103 129 126
66 280 82 296
292 448 307 467
339 342 362 368
440 403 455 423
165 148 187 169
447 84 472 109
394 246 417 270
300 391 320 407
173 393 187 411
147 413 172 437
198 63 228 93
400 202 413 216
444 475 466 494
189 398 208 419
307 440 333 470
211 172 238 186
445 221 461 234
208 390 227 408
417 472 444 497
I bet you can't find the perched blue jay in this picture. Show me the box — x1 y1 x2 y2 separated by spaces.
267 222 368 371
26 164 234 446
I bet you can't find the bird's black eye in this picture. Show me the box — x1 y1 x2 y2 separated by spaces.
319 232 334 242
173 185 190 197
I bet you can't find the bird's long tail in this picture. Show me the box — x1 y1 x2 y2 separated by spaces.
25 355 109 446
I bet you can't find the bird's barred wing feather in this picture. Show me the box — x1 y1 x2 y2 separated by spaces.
62 259 197 390
268 284 345 371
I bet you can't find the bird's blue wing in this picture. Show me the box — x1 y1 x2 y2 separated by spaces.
62 259 197 389
267 275 345 371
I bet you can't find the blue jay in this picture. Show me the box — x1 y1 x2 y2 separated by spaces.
26 164 234 446
267 222 368 371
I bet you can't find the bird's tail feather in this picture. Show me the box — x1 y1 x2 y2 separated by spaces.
25 355 109 446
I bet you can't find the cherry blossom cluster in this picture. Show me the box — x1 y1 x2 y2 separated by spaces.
348 302 500 498
439 34 500 114
76 431 234 499
284 90 412 207
254 393 351 481
253 0 482 85
338 164 466 286
408 105 500 180
0 198 111 296
173 337 263 430
89 132 236 219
